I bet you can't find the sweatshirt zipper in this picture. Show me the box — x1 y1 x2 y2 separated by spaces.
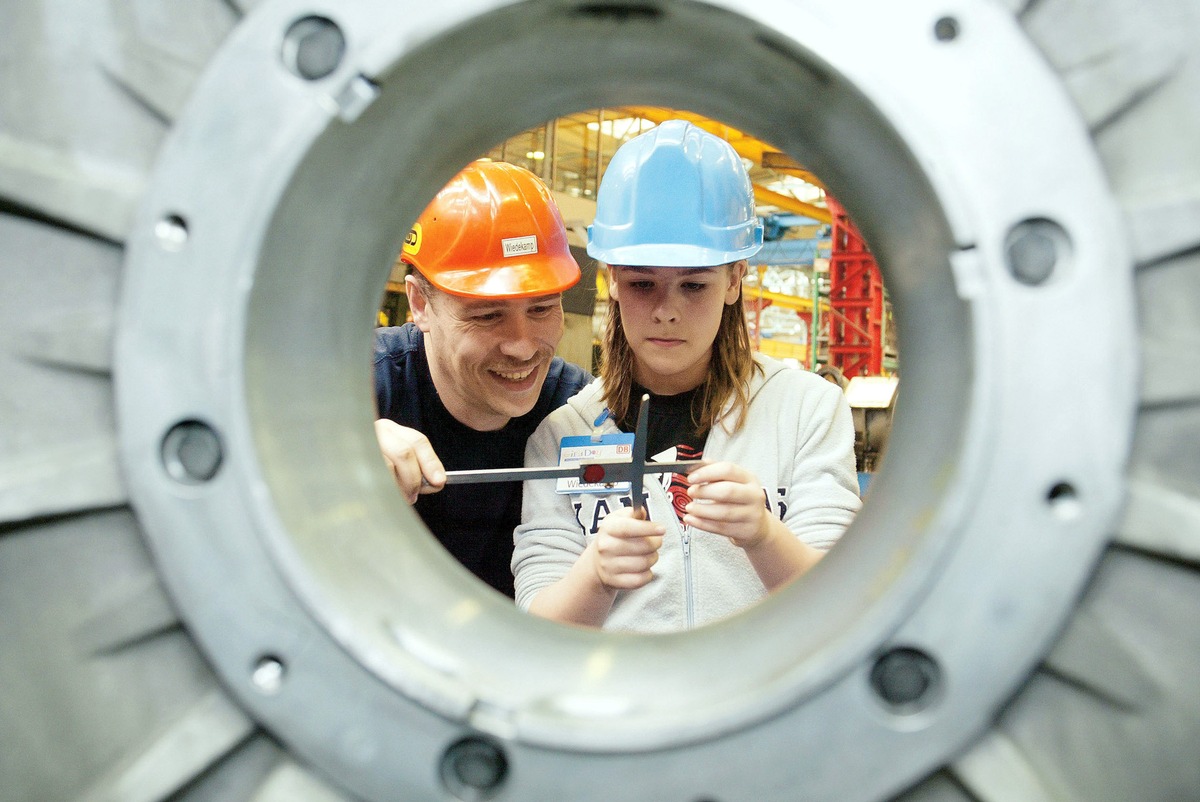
682 527 695 630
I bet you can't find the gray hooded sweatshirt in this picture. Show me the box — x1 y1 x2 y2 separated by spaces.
512 355 862 633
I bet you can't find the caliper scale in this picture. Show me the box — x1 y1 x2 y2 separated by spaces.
442 394 698 515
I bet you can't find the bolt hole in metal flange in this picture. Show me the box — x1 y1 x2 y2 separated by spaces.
251 655 287 695
1047 481 1082 521
281 15 346 81
440 737 509 801
160 420 223 484
870 647 943 716
1005 218 1072 286
933 15 960 42
113 1 1138 800
154 213 189 251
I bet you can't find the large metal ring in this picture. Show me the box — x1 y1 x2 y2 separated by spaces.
115 0 1136 799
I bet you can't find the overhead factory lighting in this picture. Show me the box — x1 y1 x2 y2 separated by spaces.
586 116 656 141
765 174 825 204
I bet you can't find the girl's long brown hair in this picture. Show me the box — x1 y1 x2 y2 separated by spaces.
600 263 762 435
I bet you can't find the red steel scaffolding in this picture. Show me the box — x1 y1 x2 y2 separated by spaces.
827 196 884 377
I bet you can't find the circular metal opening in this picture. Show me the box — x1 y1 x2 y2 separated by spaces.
1005 217 1072 286
160 419 223 484
1047 481 1083 521
933 16 961 42
116 1 1137 799
281 15 346 81
870 646 943 715
244 1 968 751
439 736 509 801
154 214 189 251
251 655 287 695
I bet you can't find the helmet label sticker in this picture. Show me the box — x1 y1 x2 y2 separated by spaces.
403 224 422 256
501 235 538 258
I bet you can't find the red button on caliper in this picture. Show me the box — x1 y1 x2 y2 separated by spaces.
582 464 607 484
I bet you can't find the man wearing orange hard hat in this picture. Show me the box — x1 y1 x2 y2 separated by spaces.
374 160 590 598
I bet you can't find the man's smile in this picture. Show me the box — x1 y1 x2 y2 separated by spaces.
492 366 536 381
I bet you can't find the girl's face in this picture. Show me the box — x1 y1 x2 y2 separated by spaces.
609 262 745 395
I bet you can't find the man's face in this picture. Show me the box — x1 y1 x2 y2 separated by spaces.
408 276 565 431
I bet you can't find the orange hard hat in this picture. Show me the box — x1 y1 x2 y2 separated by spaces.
401 160 581 299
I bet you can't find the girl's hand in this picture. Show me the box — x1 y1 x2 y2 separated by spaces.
591 506 666 590
683 462 773 550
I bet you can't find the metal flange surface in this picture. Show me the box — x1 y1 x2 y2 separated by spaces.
115 1 1137 799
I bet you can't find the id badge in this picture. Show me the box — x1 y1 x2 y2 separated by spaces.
555 433 634 494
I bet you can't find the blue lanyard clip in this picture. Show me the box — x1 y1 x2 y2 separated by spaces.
591 408 611 443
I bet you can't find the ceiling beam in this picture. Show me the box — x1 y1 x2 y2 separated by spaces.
754 186 831 224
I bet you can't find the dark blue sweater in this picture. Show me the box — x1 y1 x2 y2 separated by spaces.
374 324 590 597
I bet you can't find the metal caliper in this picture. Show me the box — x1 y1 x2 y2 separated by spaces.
442 394 699 515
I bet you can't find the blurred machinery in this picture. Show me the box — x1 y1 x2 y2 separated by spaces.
827 196 886 378
845 375 899 475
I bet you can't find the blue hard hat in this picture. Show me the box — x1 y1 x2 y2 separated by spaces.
587 119 764 267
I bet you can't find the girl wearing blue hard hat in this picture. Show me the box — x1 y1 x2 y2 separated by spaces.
512 120 861 632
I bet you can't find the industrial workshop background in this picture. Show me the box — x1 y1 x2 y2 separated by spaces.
379 108 899 481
